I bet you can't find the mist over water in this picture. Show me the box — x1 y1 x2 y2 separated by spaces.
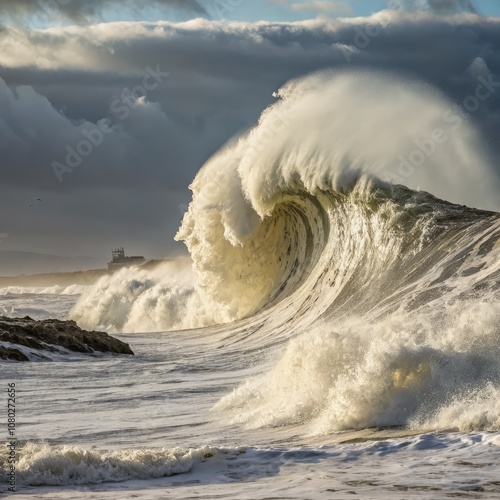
69 70 500 435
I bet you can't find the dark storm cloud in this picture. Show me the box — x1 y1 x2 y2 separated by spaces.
0 12 499 257
427 0 476 13
0 0 207 21
396 0 477 14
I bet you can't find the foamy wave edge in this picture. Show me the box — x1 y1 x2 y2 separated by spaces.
0 442 232 486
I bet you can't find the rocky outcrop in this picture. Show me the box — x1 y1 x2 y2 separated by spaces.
0 345 30 362
0 316 134 361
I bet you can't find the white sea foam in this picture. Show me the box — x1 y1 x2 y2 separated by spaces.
69 259 206 332
215 300 500 433
0 442 223 486
4 435 500 498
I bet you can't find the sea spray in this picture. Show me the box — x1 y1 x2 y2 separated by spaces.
215 300 500 433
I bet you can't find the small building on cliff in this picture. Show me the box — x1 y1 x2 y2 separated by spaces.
107 248 145 272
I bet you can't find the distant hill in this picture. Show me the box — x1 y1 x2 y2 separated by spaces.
0 251 104 277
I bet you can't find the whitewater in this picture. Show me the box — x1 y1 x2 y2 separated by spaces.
2 71 500 499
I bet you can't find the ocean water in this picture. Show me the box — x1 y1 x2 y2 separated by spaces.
2 71 500 498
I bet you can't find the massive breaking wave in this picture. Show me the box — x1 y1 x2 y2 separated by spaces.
70 70 500 433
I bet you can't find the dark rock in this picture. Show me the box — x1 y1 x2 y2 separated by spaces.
0 345 29 362
0 316 134 361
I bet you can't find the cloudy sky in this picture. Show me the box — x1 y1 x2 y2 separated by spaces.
0 0 499 262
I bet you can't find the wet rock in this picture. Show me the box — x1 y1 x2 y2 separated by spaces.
0 316 134 361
